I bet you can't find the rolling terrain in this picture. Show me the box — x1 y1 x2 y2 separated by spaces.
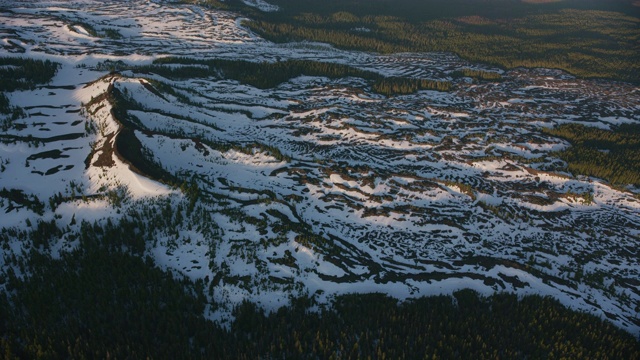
0 0 639 341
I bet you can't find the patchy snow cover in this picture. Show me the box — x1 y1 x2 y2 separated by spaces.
0 0 639 334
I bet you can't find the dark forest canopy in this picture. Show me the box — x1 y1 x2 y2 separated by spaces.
0 58 58 128
0 215 638 359
147 57 453 95
245 0 638 19
544 123 640 186
0 57 59 92
188 0 640 82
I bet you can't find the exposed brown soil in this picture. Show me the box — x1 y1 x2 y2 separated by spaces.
92 133 116 168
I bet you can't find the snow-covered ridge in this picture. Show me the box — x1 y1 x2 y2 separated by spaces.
0 0 638 333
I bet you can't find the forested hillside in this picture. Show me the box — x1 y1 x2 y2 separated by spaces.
1 217 638 359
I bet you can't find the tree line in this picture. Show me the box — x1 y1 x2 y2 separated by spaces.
544 123 640 186
227 0 639 82
0 57 59 92
0 212 638 359
452 68 502 81
146 57 452 95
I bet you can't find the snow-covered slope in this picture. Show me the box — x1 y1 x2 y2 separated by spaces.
0 0 638 333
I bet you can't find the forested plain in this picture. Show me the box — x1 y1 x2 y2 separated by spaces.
191 0 640 82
